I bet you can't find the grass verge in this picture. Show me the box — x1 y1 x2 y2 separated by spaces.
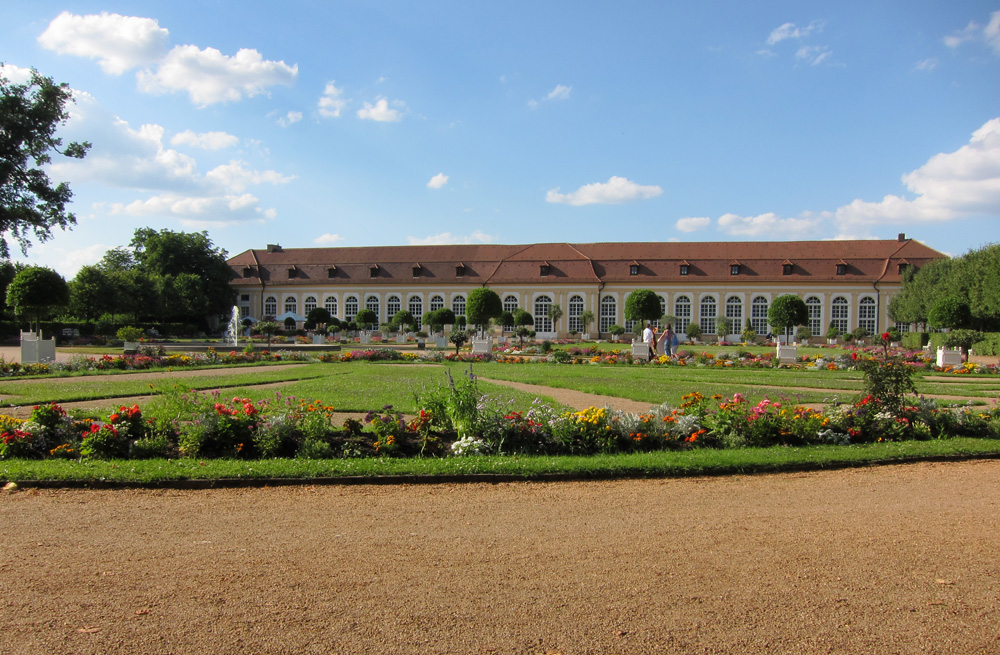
4 438 998 487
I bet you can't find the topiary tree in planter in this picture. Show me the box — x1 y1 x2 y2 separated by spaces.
608 324 626 342
715 316 733 341
498 310 515 333
768 294 808 343
579 310 595 337
449 328 469 355
546 303 563 334
466 288 502 337
354 308 377 331
624 289 661 333
513 309 533 346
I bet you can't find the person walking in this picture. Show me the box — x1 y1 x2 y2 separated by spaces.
658 323 675 357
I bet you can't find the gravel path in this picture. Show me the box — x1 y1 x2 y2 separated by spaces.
2 459 998 654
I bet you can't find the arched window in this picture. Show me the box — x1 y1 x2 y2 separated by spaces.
503 295 518 314
725 296 743 334
805 296 822 334
304 296 317 316
568 295 584 333
674 295 691 331
699 296 717 335
534 295 553 333
386 295 401 318
599 295 617 333
344 296 359 322
324 296 337 318
409 296 423 329
430 295 444 312
452 294 466 318
656 295 666 329
264 296 277 319
366 296 380 323
831 297 848 333
750 296 769 335
284 297 297 316
859 297 876 334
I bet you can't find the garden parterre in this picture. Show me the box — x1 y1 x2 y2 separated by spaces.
2 362 998 462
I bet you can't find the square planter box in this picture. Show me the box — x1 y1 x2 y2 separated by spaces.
776 344 798 364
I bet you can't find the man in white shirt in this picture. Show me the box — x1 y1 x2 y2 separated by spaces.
641 322 655 361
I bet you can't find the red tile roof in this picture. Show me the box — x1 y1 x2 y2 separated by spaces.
228 238 946 287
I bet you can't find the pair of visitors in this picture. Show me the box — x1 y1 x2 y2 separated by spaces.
657 324 675 357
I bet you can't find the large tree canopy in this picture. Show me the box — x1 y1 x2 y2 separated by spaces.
768 294 808 339
466 287 502 334
624 289 662 323
1 69 90 258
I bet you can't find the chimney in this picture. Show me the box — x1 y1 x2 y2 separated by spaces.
897 233 906 242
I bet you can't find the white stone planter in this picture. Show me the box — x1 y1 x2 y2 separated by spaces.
312 335 325 344
360 333 371 345
435 336 447 348
776 344 798 364
123 341 140 353
936 347 962 367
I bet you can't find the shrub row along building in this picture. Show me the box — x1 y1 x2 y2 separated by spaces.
226 234 945 339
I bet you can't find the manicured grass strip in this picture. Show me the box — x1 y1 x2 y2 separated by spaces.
0 365 329 405
5 439 998 486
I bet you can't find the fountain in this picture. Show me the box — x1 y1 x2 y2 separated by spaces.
224 306 240 348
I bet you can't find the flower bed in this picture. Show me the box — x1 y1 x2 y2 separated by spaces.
2 368 997 462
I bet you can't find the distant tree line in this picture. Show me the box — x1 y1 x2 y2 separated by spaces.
889 243 1000 332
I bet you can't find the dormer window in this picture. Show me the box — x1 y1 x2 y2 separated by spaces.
455 263 465 277
782 261 794 276
540 261 550 277
327 266 337 278
287 266 297 279
730 261 741 276
369 264 379 278
897 260 910 274
836 262 847 276
412 263 422 278
679 261 690 276
629 261 640 276
242 266 253 278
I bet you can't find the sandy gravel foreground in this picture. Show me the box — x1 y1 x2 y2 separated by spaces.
2 460 998 655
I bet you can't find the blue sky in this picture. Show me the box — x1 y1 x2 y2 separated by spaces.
2 2 999 278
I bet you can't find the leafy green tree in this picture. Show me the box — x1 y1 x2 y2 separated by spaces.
0 68 91 258
943 329 985 359
513 308 533 345
69 264 110 323
768 294 808 341
6 266 69 332
306 307 332 328
624 289 661 325
354 308 377 330
466 287 502 336
928 296 972 330
128 228 235 324
433 308 455 333
391 309 416 332
579 309 594 336
0 260 22 315
498 310 515 332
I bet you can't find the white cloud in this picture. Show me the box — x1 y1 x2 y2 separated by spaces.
205 161 295 193
170 130 239 150
277 111 302 127
315 233 344 245
406 230 497 245
357 97 403 122
47 93 292 224
546 176 663 206
546 84 572 101
718 212 822 238
767 21 822 45
914 58 939 72
945 11 1000 54
136 44 298 106
38 11 169 75
427 173 449 189
832 117 1000 229
796 45 832 66
318 81 346 118
0 63 33 83
676 217 711 232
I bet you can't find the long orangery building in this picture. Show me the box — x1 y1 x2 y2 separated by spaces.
226 234 945 339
